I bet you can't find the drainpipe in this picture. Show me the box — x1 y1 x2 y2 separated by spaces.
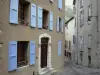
96 0 99 68
76 0 79 64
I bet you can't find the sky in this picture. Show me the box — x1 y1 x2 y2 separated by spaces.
65 0 73 6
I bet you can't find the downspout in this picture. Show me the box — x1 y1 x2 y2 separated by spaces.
76 0 79 64
96 0 99 68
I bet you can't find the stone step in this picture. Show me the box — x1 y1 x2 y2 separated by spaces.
39 69 58 75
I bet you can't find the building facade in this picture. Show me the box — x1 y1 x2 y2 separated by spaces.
65 17 75 61
73 0 100 68
0 0 65 75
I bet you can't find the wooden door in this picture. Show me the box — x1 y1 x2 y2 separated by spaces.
41 38 49 68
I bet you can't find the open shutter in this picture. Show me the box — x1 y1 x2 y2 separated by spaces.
38 7 43 28
61 19 64 33
9 0 19 24
31 4 36 27
58 41 62 56
8 41 17 71
49 11 53 31
58 0 62 9
60 0 62 9
30 41 36 65
57 17 59 32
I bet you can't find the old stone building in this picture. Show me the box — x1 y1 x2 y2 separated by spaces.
0 0 65 75
73 0 100 68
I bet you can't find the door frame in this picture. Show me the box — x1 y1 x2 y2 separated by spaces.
38 33 52 74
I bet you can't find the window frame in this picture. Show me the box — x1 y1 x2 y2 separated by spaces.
80 0 83 8
88 4 92 21
80 9 84 27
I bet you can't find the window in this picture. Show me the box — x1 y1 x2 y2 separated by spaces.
73 6 76 14
80 0 83 8
88 4 92 21
65 41 68 48
75 18 76 27
19 0 29 25
69 41 71 49
80 10 84 27
80 36 82 50
59 17 62 32
73 35 76 44
88 35 92 47
8 41 36 71
17 41 29 67
42 9 49 29
80 51 83 62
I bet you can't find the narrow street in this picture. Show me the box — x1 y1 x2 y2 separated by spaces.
58 61 100 75
58 62 80 75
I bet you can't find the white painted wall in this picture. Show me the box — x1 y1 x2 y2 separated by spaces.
65 18 75 54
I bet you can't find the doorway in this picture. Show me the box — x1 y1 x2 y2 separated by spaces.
38 33 52 74
41 37 49 68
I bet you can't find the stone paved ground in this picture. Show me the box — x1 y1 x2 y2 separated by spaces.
57 61 100 75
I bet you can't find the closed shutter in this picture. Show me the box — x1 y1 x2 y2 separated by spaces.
31 4 36 27
61 19 64 33
49 11 53 31
9 0 19 24
58 41 62 56
57 17 59 32
30 41 36 65
8 41 17 71
38 7 43 28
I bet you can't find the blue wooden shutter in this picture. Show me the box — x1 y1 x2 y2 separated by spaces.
8 41 17 71
61 19 64 33
38 7 43 28
58 41 62 56
58 0 62 9
30 41 36 65
31 4 36 27
57 17 59 32
60 0 62 9
49 11 53 31
9 0 19 24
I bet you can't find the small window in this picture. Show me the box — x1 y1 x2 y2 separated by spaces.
69 41 71 49
65 40 68 48
88 4 92 21
75 18 76 27
42 9 49 29
80 0 83 8
19 0 30 26
17 41 29 67
80 10 84 27
73 35 76 44
80 36 84 50
88 35 92 46
80 51 83 62
73 6 76 14
59 17 62 32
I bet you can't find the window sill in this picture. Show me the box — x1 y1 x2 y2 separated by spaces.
16 65 29 70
